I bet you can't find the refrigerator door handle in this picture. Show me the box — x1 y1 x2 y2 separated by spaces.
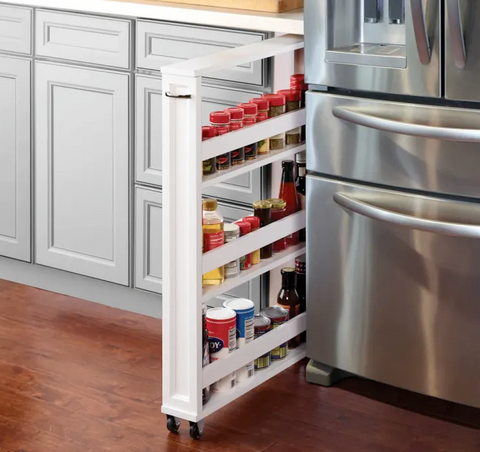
333 192 480 239
410 0 431 64
446 0 467 69
332 105 480 142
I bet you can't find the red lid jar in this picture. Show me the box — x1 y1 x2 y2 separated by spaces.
224 107 244 131
202 125 216 140
249 97 269 113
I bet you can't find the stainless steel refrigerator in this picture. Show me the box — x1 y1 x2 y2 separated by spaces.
305 0 480 408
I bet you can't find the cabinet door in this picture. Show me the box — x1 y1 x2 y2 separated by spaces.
0 56 31 262
135 187 162 293
35 62 129 285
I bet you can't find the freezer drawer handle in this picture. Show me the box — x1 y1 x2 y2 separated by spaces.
446 0 467 69
410 0 431 64
333 192 480 239
332 105 480 142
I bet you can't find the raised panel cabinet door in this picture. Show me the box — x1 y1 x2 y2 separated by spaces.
35 62 130 285
135 187 162 294
0 56 31 262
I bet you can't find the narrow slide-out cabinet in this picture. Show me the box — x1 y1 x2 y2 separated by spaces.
0 56 31 262
35 62 130 285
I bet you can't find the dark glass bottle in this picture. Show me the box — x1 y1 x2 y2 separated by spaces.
277 267 300 348
279 160 299 246
295 256 306 343
295 152 306 242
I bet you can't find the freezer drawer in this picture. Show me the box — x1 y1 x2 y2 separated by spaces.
307 92 480 199
307 175 480 408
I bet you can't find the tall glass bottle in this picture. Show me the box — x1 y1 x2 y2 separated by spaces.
279 160 299 246
277 267 300 348
202 198 225 285
295 152 306 242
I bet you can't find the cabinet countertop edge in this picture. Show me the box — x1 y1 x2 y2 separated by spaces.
5 0 304 35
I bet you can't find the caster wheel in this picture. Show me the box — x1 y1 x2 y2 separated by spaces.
189 421 204 440
166 415 180 434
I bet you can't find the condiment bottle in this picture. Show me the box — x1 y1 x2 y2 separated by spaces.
242 216 260 264
202 198 225 285
253 200 273 259
290 74 307 141
267 198 287 253
250 97 270 155
277 89 301 145
234 221 252 270
224 223 240 279
263 94 286 151
295 255 306 342
238 103 258 161
225 107 245 166
279 160 299 246
277 267 300 348
202 126 216 176
210 111 231 171
295 151 306 242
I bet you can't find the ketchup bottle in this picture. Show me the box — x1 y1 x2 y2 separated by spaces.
279 160 299 246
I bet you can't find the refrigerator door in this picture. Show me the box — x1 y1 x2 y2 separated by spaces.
445 0 480 101
307 175 480 408
305 0 441 97
307 91 480 198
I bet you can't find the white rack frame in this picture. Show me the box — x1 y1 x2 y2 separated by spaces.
161 34 306 425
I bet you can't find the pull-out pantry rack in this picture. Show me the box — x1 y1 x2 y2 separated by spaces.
161 33 306 439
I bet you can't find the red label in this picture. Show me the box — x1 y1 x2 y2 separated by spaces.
204 231 224 252
239 253 251 270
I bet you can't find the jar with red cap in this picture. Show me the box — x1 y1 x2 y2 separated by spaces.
238 103 258 161
277 89 301 145
210 111 231 171
267 198 287 253
202 126 216 176
263 94 286 151
250 98 270 155
290 74 307 141
234 220 252 270
242 216 260 264
225 107 245 166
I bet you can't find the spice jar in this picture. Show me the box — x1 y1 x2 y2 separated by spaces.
225 107 245 166
277 89 301 145
253 200 273 259
210 111 231 171
250 98 270 155
234 221 252 270
224 223 240 278
242 216 260 265
267 198 287 253
263 94 286 151
202 126 216 176
238 103 258 161
290 74 307 141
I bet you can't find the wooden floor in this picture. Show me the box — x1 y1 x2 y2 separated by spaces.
0 280 480 452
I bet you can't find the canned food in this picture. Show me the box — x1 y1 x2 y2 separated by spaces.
254 314 272 370
206 308 237 392
260 306 289 360
223 298 255 381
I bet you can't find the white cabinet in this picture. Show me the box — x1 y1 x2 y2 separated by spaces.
35 62 130 285
0 56 31 262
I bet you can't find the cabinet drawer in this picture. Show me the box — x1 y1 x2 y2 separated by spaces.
137 20 268 87
36 10 131 69
0 5 32 55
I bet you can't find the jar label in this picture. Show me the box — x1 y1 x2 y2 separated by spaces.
204 231 224 252
244 143 258 160
239 253 251 270
216 153 230 170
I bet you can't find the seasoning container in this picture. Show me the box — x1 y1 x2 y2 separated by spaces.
224 223 240 279
267 198 287 253
202 301 211 404
206 308 237 392
263 94 286 150
210 111 231 171
277 267 300 348
202 198 225 286
295 255 306 343
253 314 272 370
202 126 216 176
223 298 255 382
290 74 307 141
295 152 306 242
253 200 273 259
279 160 300 246
238 103 258 161
242 216 260 264
234 221 252 270
277 89 301 145
260 306 289 360
250 97 270 155
225 107 245 166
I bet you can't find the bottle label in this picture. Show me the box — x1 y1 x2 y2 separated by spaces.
299 166 306 177
298 193 306 210
204 231 224 252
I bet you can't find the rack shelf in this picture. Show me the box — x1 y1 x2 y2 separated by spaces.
202 142 306 189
